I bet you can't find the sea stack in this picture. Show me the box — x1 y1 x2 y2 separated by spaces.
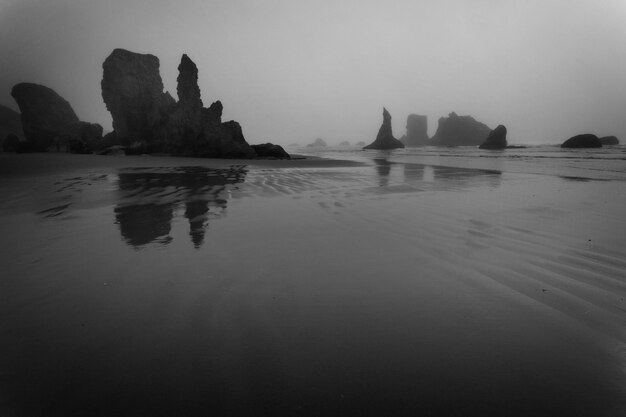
561 134 602 148
479 125 508 150
101 49 172 149
101 49 259 158
11 83 80 151
430 112 491 147
11 83 102 152
363 107 404 150
400 114 429 147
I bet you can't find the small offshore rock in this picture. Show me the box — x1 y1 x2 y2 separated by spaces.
251 143 291 159
479 125 508 149
561 134 602 148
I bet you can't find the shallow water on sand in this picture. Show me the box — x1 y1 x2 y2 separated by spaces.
1 157 626 416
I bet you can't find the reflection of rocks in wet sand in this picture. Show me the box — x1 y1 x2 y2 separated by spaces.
429 165 502 189
373 158 393 187
115 204 174 246
401 162 502 190
371 159 501 192
114 166 246 248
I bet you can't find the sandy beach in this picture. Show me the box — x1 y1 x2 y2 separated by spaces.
1 151 625 416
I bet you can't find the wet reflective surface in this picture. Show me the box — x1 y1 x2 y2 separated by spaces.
1 158 626 416
114 167 246 248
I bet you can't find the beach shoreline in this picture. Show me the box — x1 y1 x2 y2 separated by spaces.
1 149 625 416
0 152 365 179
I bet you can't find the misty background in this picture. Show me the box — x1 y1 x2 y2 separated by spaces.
1 0 625 146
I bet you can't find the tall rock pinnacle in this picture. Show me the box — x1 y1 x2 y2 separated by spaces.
177 54 203 110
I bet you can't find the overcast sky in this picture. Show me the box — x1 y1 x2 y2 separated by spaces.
1 0 625 145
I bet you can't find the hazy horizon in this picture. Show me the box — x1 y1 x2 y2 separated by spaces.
1 0 625 146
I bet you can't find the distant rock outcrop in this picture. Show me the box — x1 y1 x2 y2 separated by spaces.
561 134 602 148
11 83 80 151
363 108 404 150
250 143 290 159
599 136 619 145
0 104 24 146
430 112 491 147
339 140 350 146
479 125 507 150
355 141 365 146
306 138 327 147
101 48 261 158
400 114 429 147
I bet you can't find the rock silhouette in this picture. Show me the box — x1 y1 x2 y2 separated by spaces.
561 134 602 148
101 49 174 152
0 104 24 147
400 114 429 147
479 125 508 149
363 108 404 150
12 83 75 151
250 143 290 159
599 136 619 145
11 83 103 153
430 112 491 147
102 48 259 158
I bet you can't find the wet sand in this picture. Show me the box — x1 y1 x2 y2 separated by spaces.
1 153 625 416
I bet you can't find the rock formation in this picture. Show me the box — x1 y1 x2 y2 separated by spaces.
101 49 172 149
11 83 80 151
479 125 507 149
250 143 291 159
101 48 262 158
561 134 602 148
306 138 327 147
430 112 491 147
339 140 350 146
400 114 429 147
10 83 102 152
177 54 203 110
599 136 619 145
355 141 366 146
363 108 404 150
0 104 24 145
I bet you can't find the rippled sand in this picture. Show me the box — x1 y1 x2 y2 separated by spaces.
1 153 625 416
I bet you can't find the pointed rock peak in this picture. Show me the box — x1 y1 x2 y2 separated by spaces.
179 54 196 71
449 111 458 118
177 53 202 108
362 107 404 150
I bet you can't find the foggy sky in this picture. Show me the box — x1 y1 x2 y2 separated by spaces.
1 0 625 145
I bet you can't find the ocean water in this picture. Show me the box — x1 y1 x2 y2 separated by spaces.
291 144 626 180
1 147 626 416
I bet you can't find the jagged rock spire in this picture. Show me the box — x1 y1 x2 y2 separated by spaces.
177 54 202 110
